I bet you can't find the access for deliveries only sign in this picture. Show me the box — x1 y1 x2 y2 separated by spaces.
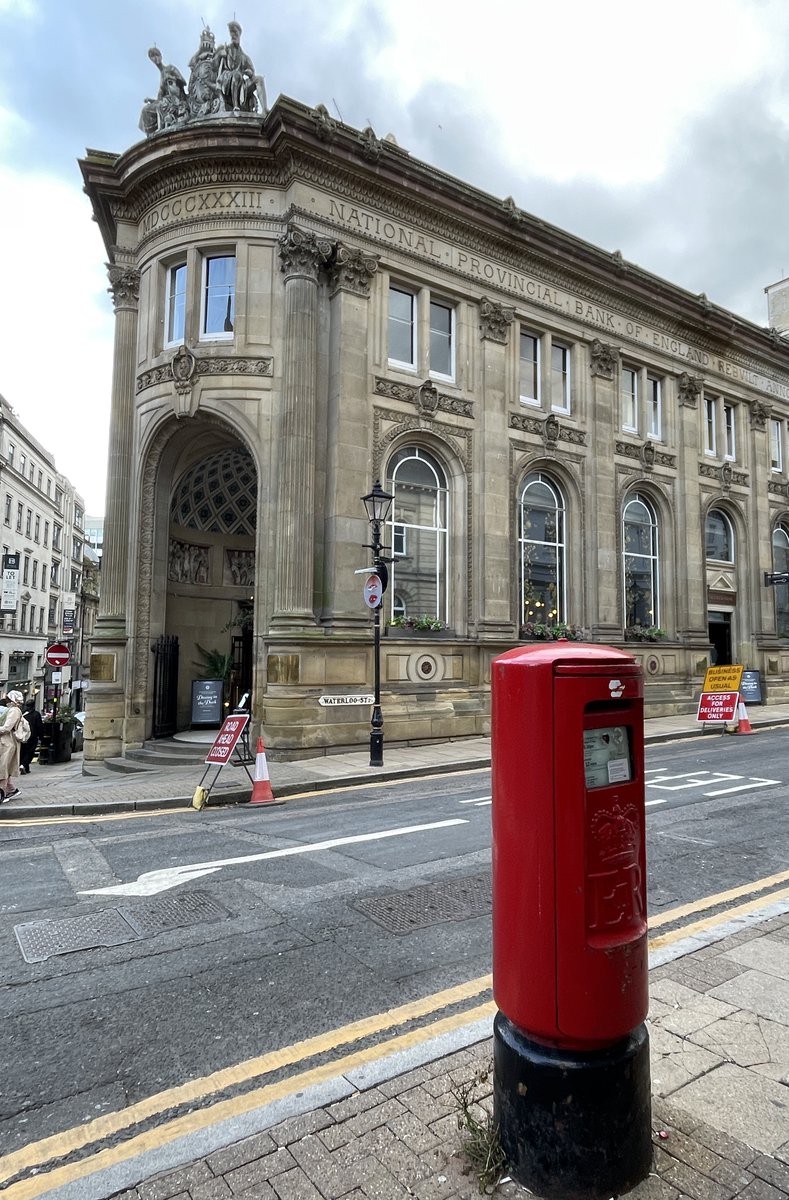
697 664 744 724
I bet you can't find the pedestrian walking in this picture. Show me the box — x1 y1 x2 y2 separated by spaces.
0 690 26 802
19 700 44 774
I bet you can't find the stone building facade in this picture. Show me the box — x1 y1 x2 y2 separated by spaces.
79 28 789 761
0 396 88 705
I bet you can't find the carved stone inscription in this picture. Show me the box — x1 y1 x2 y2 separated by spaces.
90 653 117 683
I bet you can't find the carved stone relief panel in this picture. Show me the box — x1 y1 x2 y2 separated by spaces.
169 539 210 584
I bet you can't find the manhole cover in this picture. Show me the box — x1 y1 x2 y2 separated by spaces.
354 869 491 934
14 909 138 963
118 890 229 936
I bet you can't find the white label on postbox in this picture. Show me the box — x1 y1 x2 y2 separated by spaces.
583 726 632 789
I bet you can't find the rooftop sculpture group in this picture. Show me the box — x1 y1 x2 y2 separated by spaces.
139 21 267 137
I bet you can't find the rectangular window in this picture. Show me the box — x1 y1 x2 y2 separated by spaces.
704 397 717 455
46 477 51 496
647 376 662 439
40 562 46 590
551 343 571 412
22 555 29 585
28 461 34 481
724 403 736 460
520 332 541 404
28 604 34 632
771 420 784 471
19 453 25 475
37 469 42 490
38 609 44 633
201 254 235 338
429 299 454 380
74 506 84 529
32 560 38 588
7 443 14 466
48 598 56 627
393 524 407 556
34 515 40 542
16 502 22 532
72 536 82 560
71 569 81 592
388 285 416 369
621 367 638 431
20 603 26 631
165 262 187 345
51 560 60 587
25 508 32 537
53 524 62 551
43 521 49 547
4 494 10 525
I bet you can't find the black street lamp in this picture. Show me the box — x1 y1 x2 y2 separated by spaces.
361 480 394 767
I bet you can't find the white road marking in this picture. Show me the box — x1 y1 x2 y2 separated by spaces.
79 819 469 898
460 796 492 806
704 778 781 796
645 799 667 807
648 772 741 791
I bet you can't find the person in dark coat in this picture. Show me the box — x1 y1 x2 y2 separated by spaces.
20 700 44 774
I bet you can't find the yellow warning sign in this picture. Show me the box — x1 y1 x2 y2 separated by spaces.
702 664 744 693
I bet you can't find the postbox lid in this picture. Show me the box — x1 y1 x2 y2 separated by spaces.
494 642 638 671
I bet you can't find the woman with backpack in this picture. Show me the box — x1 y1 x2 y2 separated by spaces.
0 691 28 802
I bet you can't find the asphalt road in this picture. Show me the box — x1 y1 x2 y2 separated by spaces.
2 729 789 1158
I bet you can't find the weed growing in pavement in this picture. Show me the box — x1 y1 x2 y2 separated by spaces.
452 1063 508 1194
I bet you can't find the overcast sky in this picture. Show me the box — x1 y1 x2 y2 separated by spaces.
3 0 789 514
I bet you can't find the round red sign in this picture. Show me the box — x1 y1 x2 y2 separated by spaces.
45 642 70 667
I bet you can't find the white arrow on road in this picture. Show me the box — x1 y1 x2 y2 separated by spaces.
79 819 469 898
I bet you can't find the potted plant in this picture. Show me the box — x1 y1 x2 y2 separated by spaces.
387 614 448 634
624 625 666 642
40 703 75 764
520 621 583 641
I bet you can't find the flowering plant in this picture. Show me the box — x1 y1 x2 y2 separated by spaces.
388 614 447 631
624 625 666 642
521 622 583 641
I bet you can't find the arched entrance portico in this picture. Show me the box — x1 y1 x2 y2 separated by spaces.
129 416 259 744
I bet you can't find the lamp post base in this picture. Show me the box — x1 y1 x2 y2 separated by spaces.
370 730 383 767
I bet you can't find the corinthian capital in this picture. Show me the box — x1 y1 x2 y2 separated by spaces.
278 226 333 282
330 244 379 297
479 297 515 344
107 265 141 311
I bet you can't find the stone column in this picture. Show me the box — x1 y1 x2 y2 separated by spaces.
84 260 139 762
271 226 332 629
322 244 379 631
675 373 709 642
476 298 515 637
748 400 778 641
587 340 620 639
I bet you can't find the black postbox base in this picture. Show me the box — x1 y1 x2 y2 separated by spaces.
494 1011 652 1200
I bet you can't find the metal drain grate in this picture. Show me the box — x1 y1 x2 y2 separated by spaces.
118 891 229 937
354 869 491 934
14 890 231 963
14 909 138 963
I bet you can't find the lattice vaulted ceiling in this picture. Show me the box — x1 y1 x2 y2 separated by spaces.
170 447 257 535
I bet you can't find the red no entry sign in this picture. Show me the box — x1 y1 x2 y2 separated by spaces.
45 642 70 667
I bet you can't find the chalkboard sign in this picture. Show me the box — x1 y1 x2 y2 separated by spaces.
191 679 224 726
740 670 764 705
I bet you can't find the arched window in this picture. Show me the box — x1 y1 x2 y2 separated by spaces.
705 508 734 563
518 473 566 626
773 524 789 637
385 447 448 622
623 493 660 629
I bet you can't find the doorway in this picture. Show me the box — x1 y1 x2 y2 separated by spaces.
708 611 732 665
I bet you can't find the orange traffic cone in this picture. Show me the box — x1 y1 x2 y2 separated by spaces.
733 695 754 735
248 736 284 805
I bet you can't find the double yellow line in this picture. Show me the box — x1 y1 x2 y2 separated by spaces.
5 868 789 1198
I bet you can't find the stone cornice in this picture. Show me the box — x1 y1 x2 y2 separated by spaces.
373 376 473 419
80 96 789 386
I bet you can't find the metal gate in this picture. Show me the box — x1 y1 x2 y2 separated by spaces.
151 635 179 739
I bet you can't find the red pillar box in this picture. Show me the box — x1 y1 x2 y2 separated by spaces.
491 643 652 1200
